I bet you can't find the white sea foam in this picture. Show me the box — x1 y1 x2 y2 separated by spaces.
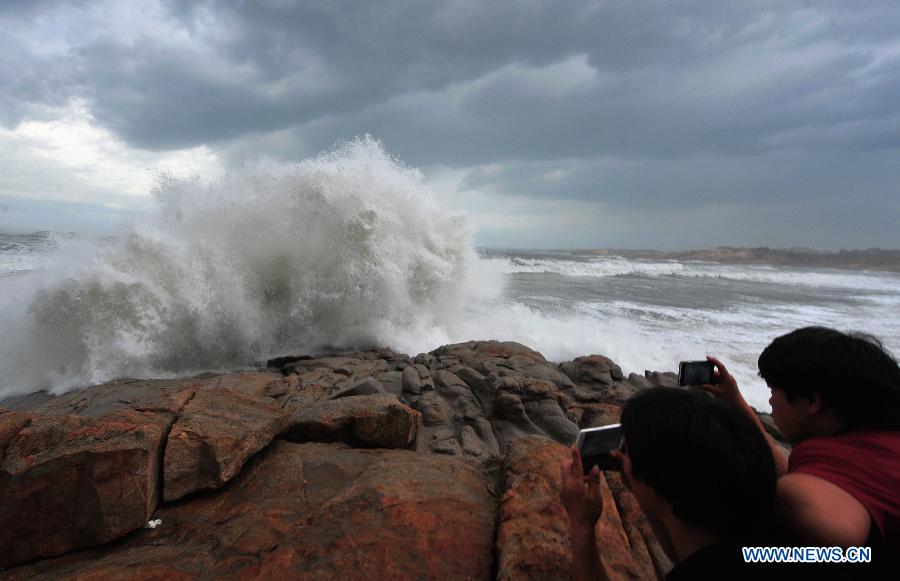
1 140 897 414
482 256 687 278
489 254 900 292
0 137 485 396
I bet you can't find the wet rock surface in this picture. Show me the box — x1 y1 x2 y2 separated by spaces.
281 393 420 449
0 340 784 578
163 388 292 502
0 409 171 568
6 442 497 580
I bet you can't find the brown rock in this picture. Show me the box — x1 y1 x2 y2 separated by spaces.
644 371 678 388
626 372 654 390
373 370 403 396
496 436 661 581
0 410 32 465
496 437 573 580
189 371 285 397
594 469 653 580
163 388 291 502
0 409 171 568
6 442 498 580
606 472 672 578
432 340 548 371
577 403 622 429
519 363 576 388
282 394 420 449
327 376 384 399
560 355 626 386
0 378 196 417
414 391 452 427
401 365 423 394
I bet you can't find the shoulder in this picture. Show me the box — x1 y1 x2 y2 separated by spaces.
789 430 900 470
777 473 870 547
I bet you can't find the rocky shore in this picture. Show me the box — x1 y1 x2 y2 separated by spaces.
0 341 783 579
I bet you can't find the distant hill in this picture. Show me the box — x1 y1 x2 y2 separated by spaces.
590 247 900 273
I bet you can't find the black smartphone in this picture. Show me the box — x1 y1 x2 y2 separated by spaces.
575 423 623 474
678 360 715 386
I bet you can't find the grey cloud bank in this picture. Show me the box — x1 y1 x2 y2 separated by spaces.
1 0 898 249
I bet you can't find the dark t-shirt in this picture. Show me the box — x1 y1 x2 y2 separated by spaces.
665 542 785 581
662 541 884 581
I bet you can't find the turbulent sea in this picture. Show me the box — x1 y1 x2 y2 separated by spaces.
2 139 898 411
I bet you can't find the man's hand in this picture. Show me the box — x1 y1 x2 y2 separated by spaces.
701 356 750 410
560 446 603 532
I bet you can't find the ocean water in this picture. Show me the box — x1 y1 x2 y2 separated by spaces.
2 138 898 411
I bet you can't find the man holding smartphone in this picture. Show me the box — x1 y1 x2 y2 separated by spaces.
561 388 779 580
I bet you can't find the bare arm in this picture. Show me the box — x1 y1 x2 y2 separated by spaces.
570 522 604 581
777 473 871 547
703 356 789 476
560 447 608 581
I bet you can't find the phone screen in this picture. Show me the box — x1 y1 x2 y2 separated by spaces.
678 361 714 386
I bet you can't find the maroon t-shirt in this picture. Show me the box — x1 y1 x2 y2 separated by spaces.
788 430 900 549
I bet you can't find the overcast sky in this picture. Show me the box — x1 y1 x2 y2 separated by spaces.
1 0 898 249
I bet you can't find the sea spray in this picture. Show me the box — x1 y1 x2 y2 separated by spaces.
0 137 483 396
3 146 898 410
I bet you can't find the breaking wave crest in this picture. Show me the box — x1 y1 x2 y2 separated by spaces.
488 255 900 291
0 137 482 396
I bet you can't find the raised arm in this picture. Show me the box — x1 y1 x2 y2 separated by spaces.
703 356 789 476
560 447 608 581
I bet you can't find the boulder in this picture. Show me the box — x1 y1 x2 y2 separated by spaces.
577 403 622 429
163 388 291 502
644 371 678 388
5 442 498 580
572 382 640 407
0 409 31 464
282 394 420 449
518 363 576 388
413 391 452 427
626 373 654 390
0 409 171 568
373 371 403 397
327 377 384 399
560 355 625 386
401 365 423 394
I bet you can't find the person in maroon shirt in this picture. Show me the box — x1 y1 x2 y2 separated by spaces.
706 326 900 573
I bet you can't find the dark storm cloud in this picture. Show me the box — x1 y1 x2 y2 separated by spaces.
2 0 899 247
5 0 897 156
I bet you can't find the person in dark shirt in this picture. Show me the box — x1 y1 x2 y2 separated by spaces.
561 388 782 580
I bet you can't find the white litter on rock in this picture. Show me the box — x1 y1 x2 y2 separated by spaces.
144 519 162 529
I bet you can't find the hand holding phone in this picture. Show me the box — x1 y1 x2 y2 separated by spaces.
701 356 749 410
575 424 623 474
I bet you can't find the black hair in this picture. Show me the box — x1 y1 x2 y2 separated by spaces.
621 388 776 540
758 327 900 430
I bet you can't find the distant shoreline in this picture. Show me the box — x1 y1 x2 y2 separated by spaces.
586 246 900 274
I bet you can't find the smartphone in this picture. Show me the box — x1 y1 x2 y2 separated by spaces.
678 360 715 386
575 424 623 474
